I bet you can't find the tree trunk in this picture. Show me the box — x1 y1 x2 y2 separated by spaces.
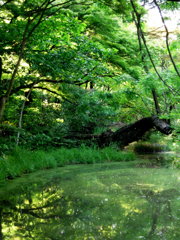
16 88 33 145
68 116 172 148
0 57 2 82
0 97 7 122
152 89 161 115
98 116 172 147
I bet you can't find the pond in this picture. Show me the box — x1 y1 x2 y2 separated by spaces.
0 161 179 240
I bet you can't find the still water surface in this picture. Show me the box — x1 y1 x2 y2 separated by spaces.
0 162 179 240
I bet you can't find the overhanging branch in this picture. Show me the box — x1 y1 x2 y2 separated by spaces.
153 0 180 77
130 0 177 95
33 86 74 104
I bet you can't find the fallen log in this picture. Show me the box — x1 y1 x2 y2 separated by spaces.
98 116 172 147
65 116 172 147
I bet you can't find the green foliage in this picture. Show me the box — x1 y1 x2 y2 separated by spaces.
0 124 19 154
62 87 120 134
26 35 111 81
0 0 179 159
160 0 180 10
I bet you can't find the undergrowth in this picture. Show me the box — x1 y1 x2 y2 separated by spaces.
0 146 136 181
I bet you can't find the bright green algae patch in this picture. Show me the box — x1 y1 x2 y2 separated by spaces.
0 162 179 240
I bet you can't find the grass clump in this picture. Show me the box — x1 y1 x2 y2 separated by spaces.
0 146 136 181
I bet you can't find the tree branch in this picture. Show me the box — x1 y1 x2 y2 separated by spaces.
16 86 34 145
130 0 177 95
5 17 31 99
0 0 13 9
33 86 74 104
10 78 75 95
153 0 180 77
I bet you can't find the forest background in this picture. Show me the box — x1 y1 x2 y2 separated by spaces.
0 0 179 160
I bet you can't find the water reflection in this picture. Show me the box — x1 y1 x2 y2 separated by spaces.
0 164 179 240
137 152 180 168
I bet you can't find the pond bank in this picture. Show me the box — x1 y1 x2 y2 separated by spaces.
0 146 179 183
0 147 136 182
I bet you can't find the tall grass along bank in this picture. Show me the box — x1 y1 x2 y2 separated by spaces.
0 147 136 182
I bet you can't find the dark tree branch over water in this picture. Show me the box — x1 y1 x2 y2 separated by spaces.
68 116 172 147
98 116 172 147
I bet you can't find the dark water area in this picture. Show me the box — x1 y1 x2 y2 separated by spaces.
0 161 179 240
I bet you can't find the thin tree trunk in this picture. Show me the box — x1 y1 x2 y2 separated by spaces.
0 97 7 122
0 57 2 82
152 89 161 115
0 19 30 122
0 0 87 122
153 0 180 77
130 0 177 95
16 88 33 145
132 11 162 115
0 2 49 122
0 55 25 122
